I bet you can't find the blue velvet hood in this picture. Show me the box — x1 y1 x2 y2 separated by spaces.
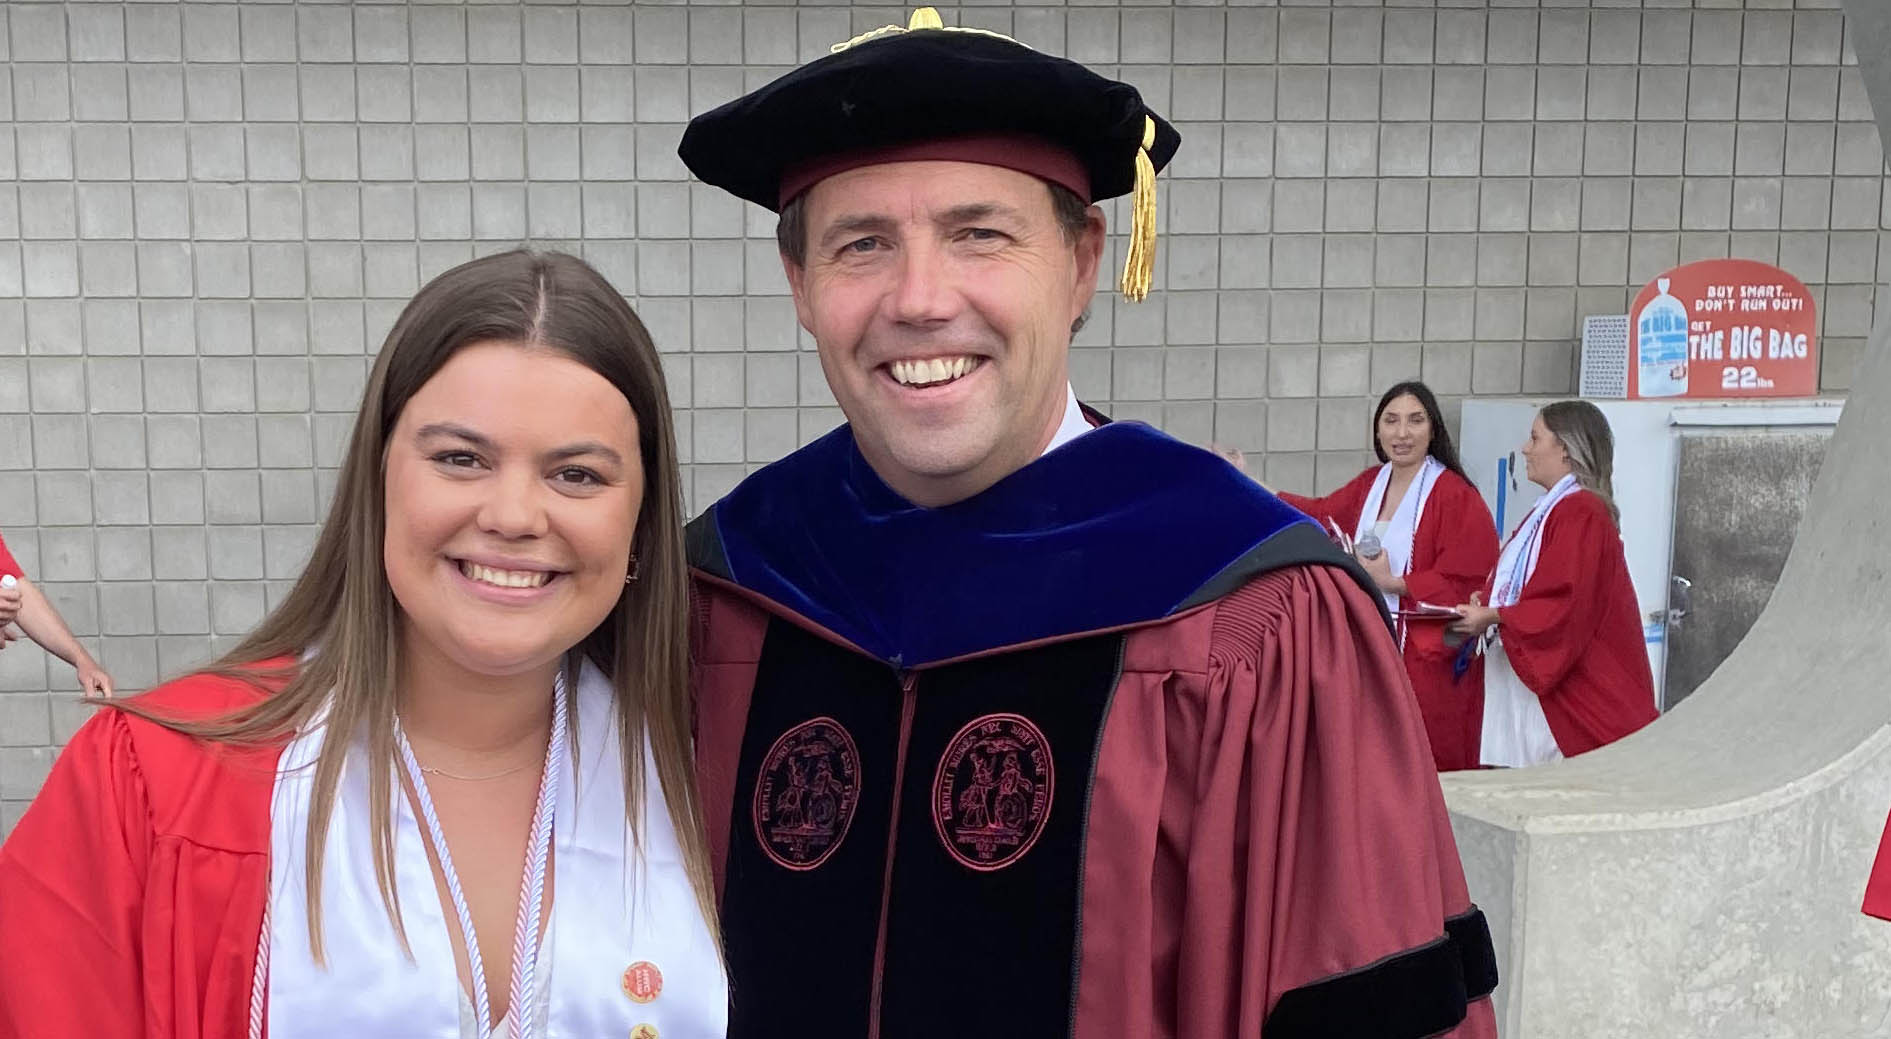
687 420 1359 669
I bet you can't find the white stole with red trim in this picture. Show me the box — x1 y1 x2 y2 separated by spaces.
263 661 727 1038
1479 474 1582 768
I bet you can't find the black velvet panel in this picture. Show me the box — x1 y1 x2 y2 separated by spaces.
1447 908 1499 1002
877 633 1125 1039
723 620 906 1036
1260 937 1469 1039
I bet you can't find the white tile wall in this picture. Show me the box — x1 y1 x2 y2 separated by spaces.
0 0 1885 832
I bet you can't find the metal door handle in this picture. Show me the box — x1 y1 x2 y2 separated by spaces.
1664 575 1693 628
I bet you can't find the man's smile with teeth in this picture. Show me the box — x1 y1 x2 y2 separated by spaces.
457 560 555 589
887 356 982 388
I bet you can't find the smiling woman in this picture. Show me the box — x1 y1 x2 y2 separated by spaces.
0 251 727 1039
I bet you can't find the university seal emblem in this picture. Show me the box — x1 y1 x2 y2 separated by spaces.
932 713 1054 871
753 717 861 870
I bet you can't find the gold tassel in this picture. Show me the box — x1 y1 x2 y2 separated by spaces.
1119 116 1158 303
909 7 943 30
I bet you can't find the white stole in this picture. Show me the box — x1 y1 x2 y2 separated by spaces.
1479 474 1582 768
263 661 728 1038
1354 456 1444 618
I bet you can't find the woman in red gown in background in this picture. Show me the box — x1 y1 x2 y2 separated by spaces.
1277 381 1498 771
1449 400 1658 766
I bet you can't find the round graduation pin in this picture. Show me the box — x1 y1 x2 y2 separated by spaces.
621 961 663 1005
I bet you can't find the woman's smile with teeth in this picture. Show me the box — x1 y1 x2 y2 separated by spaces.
458 560 554 589
888 356 980 387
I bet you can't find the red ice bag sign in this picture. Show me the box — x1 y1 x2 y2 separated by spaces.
1628 259 1819 399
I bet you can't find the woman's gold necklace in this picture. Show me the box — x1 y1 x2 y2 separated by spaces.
417 760 531 782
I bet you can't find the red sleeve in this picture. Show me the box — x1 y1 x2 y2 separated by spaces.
1866 810 1891 920
0 710 151 1037
1403 475 1500 607
0 533 21 580
1495 494 1616 697
1190 567 1497 1037
1276 469 1375 531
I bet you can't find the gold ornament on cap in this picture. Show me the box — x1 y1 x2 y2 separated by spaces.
832 7 1020 54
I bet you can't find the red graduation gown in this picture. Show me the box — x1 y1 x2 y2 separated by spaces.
693 564 1497 1038
1864 814 1891 920
0 532 21 579
1280 467 1499 771
0 671 282 1039
1483 490 1658 757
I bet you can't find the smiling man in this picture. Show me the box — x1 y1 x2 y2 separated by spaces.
679 10 1497 1039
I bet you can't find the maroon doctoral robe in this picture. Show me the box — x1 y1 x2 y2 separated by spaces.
687 421 1498 1039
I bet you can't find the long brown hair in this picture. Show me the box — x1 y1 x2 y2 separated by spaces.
1539 399 1619 526
110 250 717 959
1371 380 1468 480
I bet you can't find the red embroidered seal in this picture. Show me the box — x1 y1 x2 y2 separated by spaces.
932 713 1054 871
753 717 861 870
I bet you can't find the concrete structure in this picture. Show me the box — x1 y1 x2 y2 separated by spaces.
1438 7 1891 1034
1444 335 1891 1039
